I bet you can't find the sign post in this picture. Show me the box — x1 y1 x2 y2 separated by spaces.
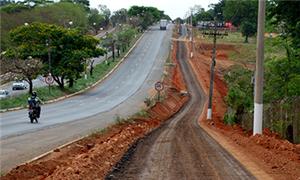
45 73 54 94
155 81 164 102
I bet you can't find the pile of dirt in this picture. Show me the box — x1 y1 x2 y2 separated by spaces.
188 40 300 179
2 39 188 180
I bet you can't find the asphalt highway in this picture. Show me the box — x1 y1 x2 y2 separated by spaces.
0 25 173 171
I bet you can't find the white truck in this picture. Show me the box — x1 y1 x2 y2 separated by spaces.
160 19 167 30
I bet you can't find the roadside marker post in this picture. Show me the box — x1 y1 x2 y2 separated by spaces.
155 81 164 102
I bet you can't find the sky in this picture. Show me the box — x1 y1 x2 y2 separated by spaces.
90 0 220 20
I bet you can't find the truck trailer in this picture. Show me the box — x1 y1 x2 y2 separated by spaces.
160 19 167 30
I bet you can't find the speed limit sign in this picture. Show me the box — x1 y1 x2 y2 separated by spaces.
45 74 54 85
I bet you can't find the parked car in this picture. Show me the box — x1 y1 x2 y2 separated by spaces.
12 80 27 90
0 89 9 99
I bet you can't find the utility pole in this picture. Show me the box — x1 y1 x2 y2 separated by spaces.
207 18 217 120
253 0 266 135
201 18 228 120
190 9 194 58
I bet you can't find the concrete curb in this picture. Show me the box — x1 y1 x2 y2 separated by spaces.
0 33 145 113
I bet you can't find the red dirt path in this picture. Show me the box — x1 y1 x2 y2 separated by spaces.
188 40 300 180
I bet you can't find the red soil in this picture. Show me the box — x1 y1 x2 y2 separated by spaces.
2 39 188 180
188 40 300 179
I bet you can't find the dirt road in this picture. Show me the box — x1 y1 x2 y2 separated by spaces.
106 26 255 180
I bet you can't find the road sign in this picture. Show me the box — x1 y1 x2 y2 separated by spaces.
155 81 164 92
45 75 54 85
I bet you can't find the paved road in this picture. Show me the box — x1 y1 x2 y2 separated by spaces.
0 25 173 171
107 25 254 180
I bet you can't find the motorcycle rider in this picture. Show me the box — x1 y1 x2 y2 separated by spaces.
28 91 41 118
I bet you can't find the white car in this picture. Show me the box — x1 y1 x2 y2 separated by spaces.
12 80 27 90
0 90 9 99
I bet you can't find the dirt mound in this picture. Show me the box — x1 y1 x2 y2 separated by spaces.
188 39 300 179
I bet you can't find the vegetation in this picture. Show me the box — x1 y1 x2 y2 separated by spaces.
3 23 104 89
0 58 117 109
216 0 300 143
0 57 43 94
128 5 171 30
191 0 300 143
189 0 258 43
224 65 253 125
223 0 257 43
0 28 141 110
87 8 105 34
0 2 89 51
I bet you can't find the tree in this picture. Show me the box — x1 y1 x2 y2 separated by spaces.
98 4 111 28
265 45 300 102
88 8 105 34
210 0 225 21
223 0 258 43
8 23 104 89
240 21 256 43
128 5 170 30
111 8 128 27
0 55 42 94
140 11 154 30
193 6 213 24
0 3 30 13
264 44 300 143
60 0 89 11
116 26 136 52
101 33 116 60
1 2 89 51
73 0 89 10
269 0 300 49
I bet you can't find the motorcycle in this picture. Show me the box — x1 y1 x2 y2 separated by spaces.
28 106 39 123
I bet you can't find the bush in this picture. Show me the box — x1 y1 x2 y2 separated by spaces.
223 65 253 124
224 111 237 125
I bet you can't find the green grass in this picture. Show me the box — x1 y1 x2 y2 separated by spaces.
133 109 149 118
0 86 67 109
0 61 118 110
0 33 142 110
195 30 286 64
229 44 256 63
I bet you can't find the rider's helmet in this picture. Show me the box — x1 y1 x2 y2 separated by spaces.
32 91 37 98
